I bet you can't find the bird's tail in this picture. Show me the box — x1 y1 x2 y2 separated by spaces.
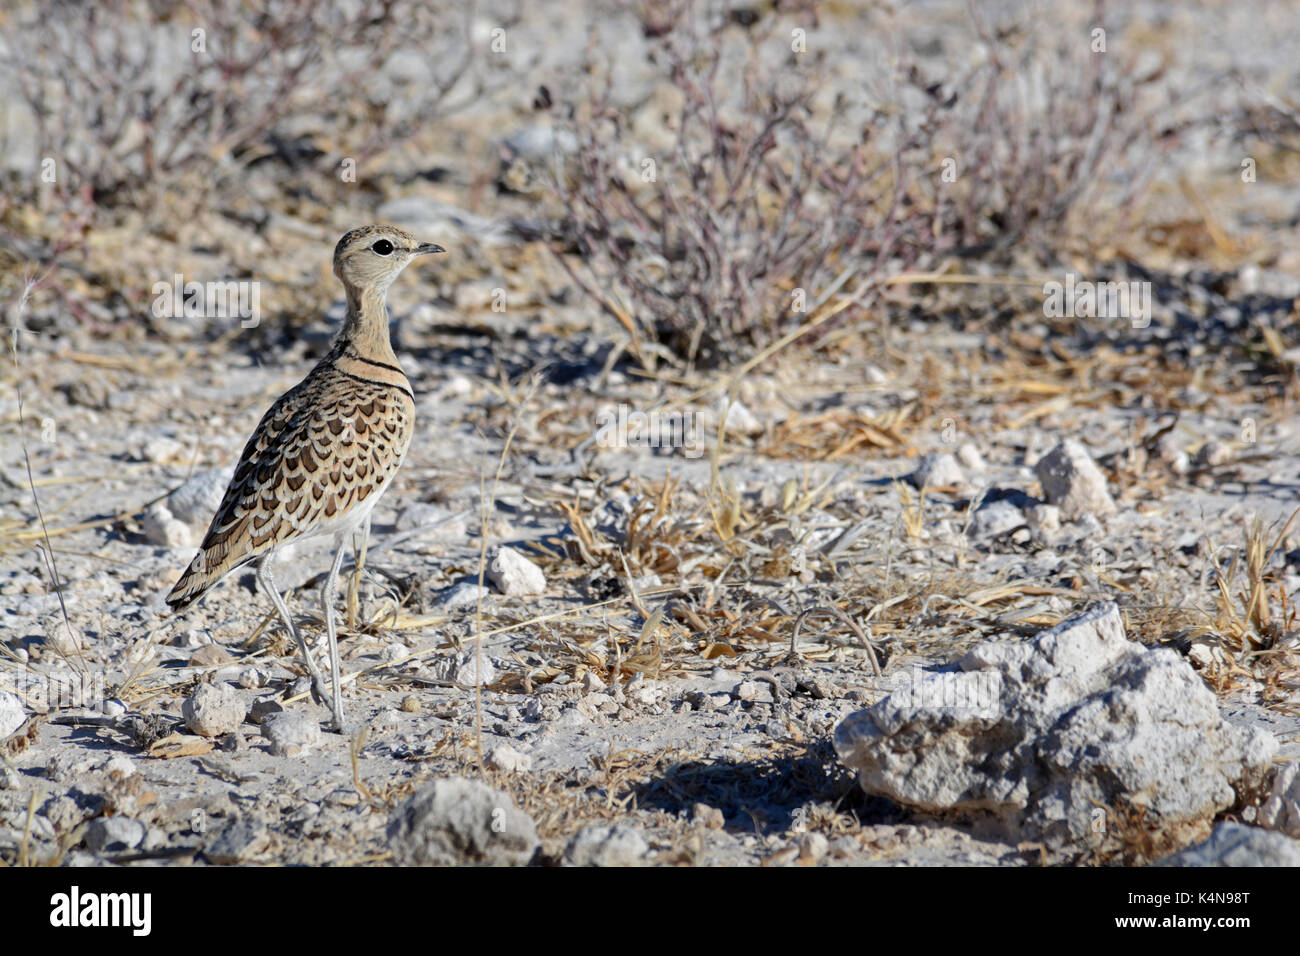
165 536 253 613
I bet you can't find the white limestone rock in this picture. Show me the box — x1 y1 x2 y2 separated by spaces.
260 710 322 757
563 824 649 867
0 691 27 739
166 467 234 526
1155 823 1300 867
1033 440 1116 520
387 777 539 866
486 547 546 596
909 452 966 490
182 683 247 737
833 604 1276 847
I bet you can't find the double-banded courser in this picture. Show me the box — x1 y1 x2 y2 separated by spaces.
167 225 442 731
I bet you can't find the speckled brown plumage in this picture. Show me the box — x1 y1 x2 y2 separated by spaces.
165 343 415 610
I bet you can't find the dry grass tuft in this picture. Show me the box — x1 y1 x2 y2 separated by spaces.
1187 511 1300 703
1084 799 1215 867
1206 512 1299 652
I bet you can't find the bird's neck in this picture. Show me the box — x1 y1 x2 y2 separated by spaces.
339 284 401 367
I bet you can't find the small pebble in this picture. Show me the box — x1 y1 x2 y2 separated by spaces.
260 711 322 757
692 803 725 830
910 452 965 489
0 691 26 738
486 547 547 596
1034 440 1116 519
190 644 234 667
205 818 270 864
563 825 649 867
486 743 533 773
140 436 184 464
248 698 284 725
183 683 248 737
955 442 986 472
387 777 539 866
101 755 136 778
797 832 829 864
140 505 192 548
430 648 496 688
1027 504 1061 535
167 467 234 525
439 581 491 611
86 816 146 854
1194 440 1232 468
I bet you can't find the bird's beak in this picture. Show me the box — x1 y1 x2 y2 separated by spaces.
415 242 445 256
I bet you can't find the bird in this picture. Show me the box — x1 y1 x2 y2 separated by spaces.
166 225 444 731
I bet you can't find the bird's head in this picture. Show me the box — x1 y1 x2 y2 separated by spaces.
332 224 444 294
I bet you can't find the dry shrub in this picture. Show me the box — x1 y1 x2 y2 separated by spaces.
553 2 908 369
2 0 482 205
929 0 1159 257
551 0 1162 369
0 0 497 339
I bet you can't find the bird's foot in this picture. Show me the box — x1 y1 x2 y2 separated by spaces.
309 675 331 708
324 711 348 734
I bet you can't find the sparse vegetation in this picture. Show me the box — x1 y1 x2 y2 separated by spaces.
1 0 1297 871
2 0 482 204
551 0 1162 367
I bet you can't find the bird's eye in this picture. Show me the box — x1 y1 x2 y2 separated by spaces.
371 240 394 256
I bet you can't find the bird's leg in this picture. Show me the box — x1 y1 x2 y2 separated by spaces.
321 535 349 732
346 514 371 631
257 555 330 708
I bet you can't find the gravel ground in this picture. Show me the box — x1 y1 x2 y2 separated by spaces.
3 0 1300 866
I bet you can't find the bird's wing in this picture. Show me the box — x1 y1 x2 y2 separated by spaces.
165 365 412 610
